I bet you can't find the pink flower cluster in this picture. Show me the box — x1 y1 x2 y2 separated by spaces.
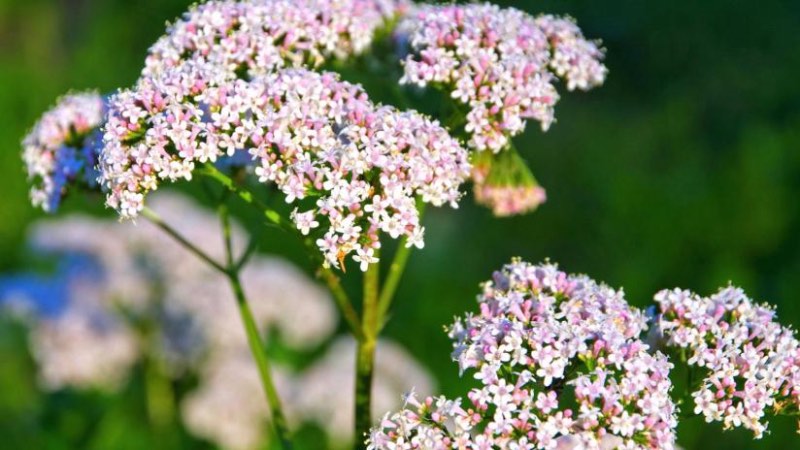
22 92 105 212
655 287 800 438
471 150 547 217
144 0 409 80
473 183 547 218
369 261 678 449
100 67 469 270
400 3 607 153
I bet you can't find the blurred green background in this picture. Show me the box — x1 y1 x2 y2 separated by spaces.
2 0 800 448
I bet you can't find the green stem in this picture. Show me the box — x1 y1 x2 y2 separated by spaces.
220 204 294 449
142 202 293 448
227 270 294 448
144 356 174 433
319 266 366 342
236 233 261 271
355 260 380 449
141 207 226 273
199 164 364 341
376 202 425 330
199 165 293 232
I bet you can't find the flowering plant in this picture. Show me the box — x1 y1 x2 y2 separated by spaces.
17 1 799 449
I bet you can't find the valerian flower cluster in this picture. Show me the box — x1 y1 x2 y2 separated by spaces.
22 1 609 255
400 3 606 152
101 67 469 270
22 92 105 212
654 287 800 438
144 0 409 79
97 0 470 271
399 3 606 216
369 261 678 449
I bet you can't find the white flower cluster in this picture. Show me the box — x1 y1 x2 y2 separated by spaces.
370 260 678 449
3 193 336 387
655 287 800 438
295 337 436 444
30 309 139 391
144 0 409 80
101 68 470 270
184 336 435 449
22 92 105 212
181 350 292 450
400 3 607 153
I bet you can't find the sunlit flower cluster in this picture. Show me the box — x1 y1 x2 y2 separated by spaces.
655 287 800 438
101 68 470 270
369 260 678 449
22 92 105 212
144 0 409 80
400 3 607 153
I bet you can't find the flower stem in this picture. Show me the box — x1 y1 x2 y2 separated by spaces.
142 202 293 448
141 207 227 273
219 201 294 449
227 268 294 448
355 259 380 449
319 265 366 342
376 201 425 330
144 355 174 431
199 164 364 341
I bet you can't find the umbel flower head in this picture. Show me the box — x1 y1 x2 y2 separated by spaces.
654 287 800 438
472 148 546 217
22 92 105 212
369 260 678 449
100 67 470 270
144 0 409 81
399 3 607 153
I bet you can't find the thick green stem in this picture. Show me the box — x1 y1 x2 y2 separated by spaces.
199 164 364 341
355 261 380 449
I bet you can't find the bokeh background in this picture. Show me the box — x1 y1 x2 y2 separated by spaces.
1 0 800 448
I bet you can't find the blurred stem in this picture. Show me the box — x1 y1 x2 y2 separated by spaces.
199 164 364 341
376 201 425 330
220 201 294 449
141 207 226 273
236 233 261 271
142 201 293 448
144 356 174 434
355 258 380 449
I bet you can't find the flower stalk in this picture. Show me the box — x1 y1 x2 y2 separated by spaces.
200 164 365 342
355 258 381 449
377 201 425 330
141 202 294 448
